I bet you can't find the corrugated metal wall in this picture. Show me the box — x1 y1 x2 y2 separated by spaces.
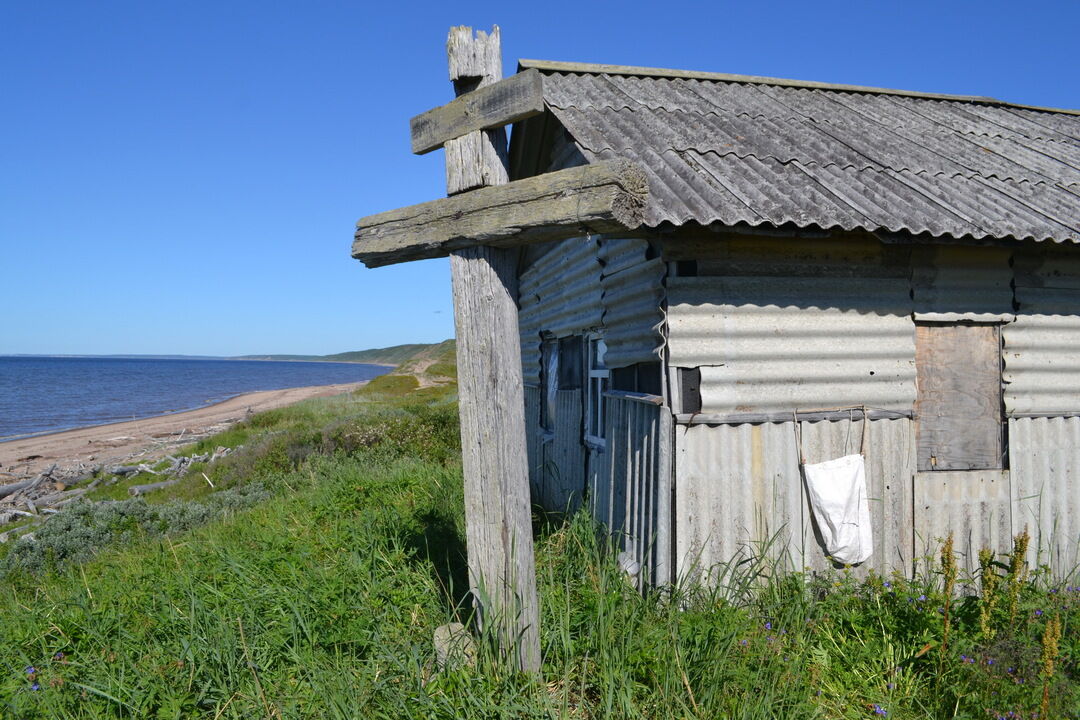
1004 247 1080 416
675 418 915 582
540 389 586 511
599 239 666 368
913 471 1012 575
519 237 603 383
594 393 672 587
519 236 667 381
1010 417 1080 574
667 276 916 414
912 245 1015 322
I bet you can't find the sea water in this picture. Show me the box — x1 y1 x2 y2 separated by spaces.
0 356 390 441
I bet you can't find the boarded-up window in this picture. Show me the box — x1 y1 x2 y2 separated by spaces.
915 323 1004 471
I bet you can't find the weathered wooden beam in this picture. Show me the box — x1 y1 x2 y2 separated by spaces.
353 159 648 268
450 245 539 672
444 24 540 673
445 26 509 194
411 69 545 155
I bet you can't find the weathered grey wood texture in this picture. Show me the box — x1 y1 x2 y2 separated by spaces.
445 26 508 194
451 246 540 672
915 323 1004 471
353 159 647 267
411 69 545 155
446 26 540 672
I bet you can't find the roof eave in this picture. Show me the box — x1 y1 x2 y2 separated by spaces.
517 58 1080 116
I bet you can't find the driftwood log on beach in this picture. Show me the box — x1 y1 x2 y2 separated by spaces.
0 446 237 539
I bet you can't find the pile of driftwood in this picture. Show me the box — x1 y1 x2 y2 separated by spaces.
0 446 236 537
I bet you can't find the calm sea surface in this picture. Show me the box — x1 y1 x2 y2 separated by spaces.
0 356 390 441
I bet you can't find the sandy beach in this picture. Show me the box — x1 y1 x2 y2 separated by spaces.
0 381 367 481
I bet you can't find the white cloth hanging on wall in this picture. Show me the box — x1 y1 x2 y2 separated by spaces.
802 454 873 565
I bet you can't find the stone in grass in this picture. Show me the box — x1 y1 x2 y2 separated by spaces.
434 622 477 670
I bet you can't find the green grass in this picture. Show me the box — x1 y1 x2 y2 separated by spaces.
0 378 1076 718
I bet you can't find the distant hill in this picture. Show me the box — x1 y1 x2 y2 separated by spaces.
236 341 453 368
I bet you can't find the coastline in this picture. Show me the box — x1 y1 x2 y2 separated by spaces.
0 381 368 481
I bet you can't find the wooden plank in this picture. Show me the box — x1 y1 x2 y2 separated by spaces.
915 323 1004 471
411 69 544 155
353 159 648 267
445 25 540 673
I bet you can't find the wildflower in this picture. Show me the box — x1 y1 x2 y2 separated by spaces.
764 621 772 630
24 666 35 675
886 682 895 690
53 651 65 661
740 639 748 646
917 594 927 602
872 703 888 716
1035 609 1043 617
30 683 40 691
883 581 891 589
987 658 995 666
960 654 968 663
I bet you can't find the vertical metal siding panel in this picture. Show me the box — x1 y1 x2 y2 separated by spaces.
675 423 802 583
545 389 585 511
676 418 914 582
655 406 673 586
1010 417 1080 576
598 395 671 588
667 276 916 413
871 418 917 575
914 470 1012 576
798 418 915 577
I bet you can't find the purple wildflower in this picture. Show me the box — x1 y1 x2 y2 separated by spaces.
30 683 40 691
917 594 927 602
740 639 748 646
1035 609 1043 617
53 651 64 661
24 666 35 675
765 621 772 630
886 682 895 690
873 703 888 716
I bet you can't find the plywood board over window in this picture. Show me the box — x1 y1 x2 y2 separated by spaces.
915 323 1004 471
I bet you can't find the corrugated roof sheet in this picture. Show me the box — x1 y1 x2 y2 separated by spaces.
525 62 1080 243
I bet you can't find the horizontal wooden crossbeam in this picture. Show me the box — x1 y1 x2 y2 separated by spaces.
410 69 545 155
353 160 649 268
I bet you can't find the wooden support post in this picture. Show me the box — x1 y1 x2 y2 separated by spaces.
446 25 541 672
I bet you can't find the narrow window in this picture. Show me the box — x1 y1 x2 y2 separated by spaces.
915 322 1005 471
585 335 610 447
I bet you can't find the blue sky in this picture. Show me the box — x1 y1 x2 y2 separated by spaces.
3 0 1078 356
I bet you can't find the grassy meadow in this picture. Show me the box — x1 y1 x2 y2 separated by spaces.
0 355 1077 719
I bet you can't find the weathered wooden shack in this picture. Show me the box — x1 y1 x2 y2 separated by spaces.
354 29 1080 667
505 60 1080 584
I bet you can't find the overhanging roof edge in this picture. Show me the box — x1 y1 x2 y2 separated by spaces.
517 59 1080 116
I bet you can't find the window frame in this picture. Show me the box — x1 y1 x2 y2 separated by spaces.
584 333 610 449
